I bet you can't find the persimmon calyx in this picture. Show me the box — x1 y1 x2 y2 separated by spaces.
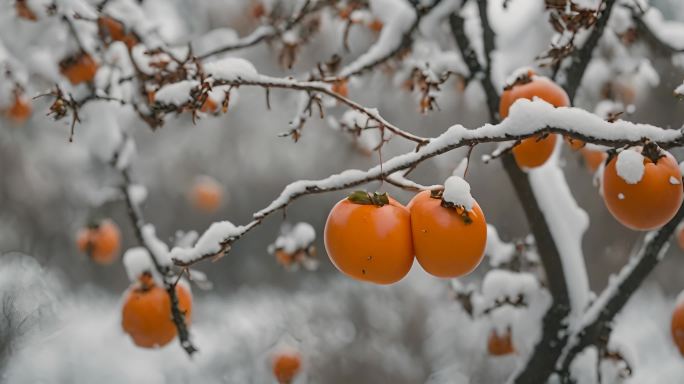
429 190 474 224
347 190 390 206
503 69 535 91
641 141 666 164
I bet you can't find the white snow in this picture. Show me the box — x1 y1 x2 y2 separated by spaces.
616 150 645 185
122 247 156 282
452 158 468 178
272 222 316 254
670 176 681 185
480 269 540 309
115 137 136 170
485 225 516 267
204 57 259 82
337 0 416 78
618 193 625 200
442 176 475 211
529 146 590 319
127 184 148 205
675 82 684 97
141 224 171 266
169 221 243 264
154 80 200 105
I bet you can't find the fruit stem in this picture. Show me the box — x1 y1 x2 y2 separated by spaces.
431 190 474 224
641 141 665 164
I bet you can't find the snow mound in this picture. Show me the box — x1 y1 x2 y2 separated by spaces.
442 176 474 211
616 150 645 184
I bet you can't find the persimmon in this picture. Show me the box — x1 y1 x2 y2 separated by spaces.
15 0 37 21
324 191 414 284
5 94 32 124
408 187 487 278
76 219 121 265
581 147 606 173
368 18 383 33
331 80 348 98
121 274 193 348
272 349 302 384
200 97 218 113
275 249 296 267
499 70 570 168
97 16 138 48
672 298 684 356
251 2 266 19
60 53 98 85
677 225 684 251
488 329 515 356
602 146 683 231
565 137 585 151
189 176 224 213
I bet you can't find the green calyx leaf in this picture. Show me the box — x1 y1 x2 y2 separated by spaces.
347 191 390 206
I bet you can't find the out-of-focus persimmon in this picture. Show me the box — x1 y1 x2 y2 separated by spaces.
581 147 607 173
488 329 515 356
271 349 302 384
76 219 121 265
368 18 383 33
121 274 193 348
15 0 37 21
5 94 32 124
97 16 138 48
189 176 224 213
60 53 99 85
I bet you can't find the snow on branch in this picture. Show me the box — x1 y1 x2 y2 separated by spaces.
172 98 684 266
558 203 684 375
335 0 417 79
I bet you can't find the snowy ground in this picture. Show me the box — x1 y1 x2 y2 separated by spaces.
2 254 683 384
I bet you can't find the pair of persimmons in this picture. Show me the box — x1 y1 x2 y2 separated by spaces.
325 71 684 286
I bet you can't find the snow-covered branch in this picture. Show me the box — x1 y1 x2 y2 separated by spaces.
558 203 684 377
171 98 684 266
114 142 197 355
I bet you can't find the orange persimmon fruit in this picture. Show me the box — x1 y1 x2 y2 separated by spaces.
15 0 37 21
324 191 414 284
60 53 99 85
499 70 570 168
272 349 302 384
368 18 383 33
189 176 223 213
331 80 348 98
488 328 515 356
5 94 32 124
76 219 121 265
677 225 684 251
672 297 684 356
407 190 487 278
97 16 138 48
581 147 607 173
602 146 683 230
121 273 193 348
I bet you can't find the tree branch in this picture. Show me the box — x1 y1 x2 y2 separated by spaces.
113 146 197 356
558 203 684 378
171 99 684 266
562 0 617 102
